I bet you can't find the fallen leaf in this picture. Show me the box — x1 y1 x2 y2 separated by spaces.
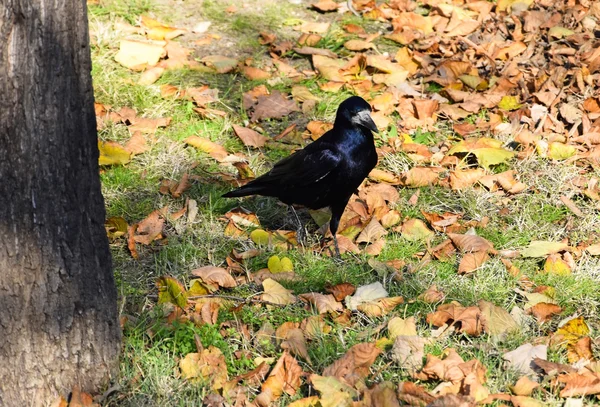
478 300 519 339
251 91 299 122
511 376 540 396
201 55 238 73
520 241 569 257
157 276 188 309
388 316 417 339
191 266 237 289
310 374 357 407
254 352 302 406
98 141 131 166
232 124 269 148
400 219 434 241
503 343 547 376
322 342 382 386
299 292 343 314
345 281 388 310
262 278 296 305
114 39 166 70
426 303 485 336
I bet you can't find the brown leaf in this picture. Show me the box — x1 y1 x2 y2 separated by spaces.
426 303 485 336
191 266 237 289
281 328 312 364
240 66 271 80
251 91 299 122
325 282 356 302
558 371 600 397
527 302 562 323
134 210 164 245
232 124 269 148
293 46 337 58
397 382 436 406
298 292 343 313
511 376 539 396
344 39 374 51
254 351 302 406
401 167 442 187
418 285 445 304
449 169 486 190
323 342 382 386
458 251 489 274
180 346 229 389
311 0 339 11
391 336 430 373
448 233 494 253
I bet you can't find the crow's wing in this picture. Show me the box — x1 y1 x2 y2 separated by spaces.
266 145 342 187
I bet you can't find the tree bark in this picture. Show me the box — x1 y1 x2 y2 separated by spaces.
0 0 120 405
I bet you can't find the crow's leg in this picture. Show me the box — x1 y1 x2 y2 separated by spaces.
330 204 345 259
289 205 306 247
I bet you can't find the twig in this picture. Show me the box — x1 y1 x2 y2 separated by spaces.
187 293 291 307
347 0 360 17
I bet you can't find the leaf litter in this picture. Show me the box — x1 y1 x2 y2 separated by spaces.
91 0 600 405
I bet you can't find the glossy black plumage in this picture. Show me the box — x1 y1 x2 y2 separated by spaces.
223 96 378 256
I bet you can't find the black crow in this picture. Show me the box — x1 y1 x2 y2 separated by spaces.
223 96 378 257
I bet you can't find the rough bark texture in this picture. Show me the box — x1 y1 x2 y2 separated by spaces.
0 0 120 405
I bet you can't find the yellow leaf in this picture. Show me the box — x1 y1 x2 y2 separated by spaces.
400 219 434 241
179 346 228 389
188 279 209 296
105 216 128 240
548 26 575 39
156 276 188 309
498 95 522 111
98 141 131 166
114 39 166 71
520 241 569 257
268 256 294 273
555 316 590 345
388 316 417 339
262 278 296 305
543 254 572 275
250 229 271 246
547 142 576 160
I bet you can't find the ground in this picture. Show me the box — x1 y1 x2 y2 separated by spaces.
88 0 600 405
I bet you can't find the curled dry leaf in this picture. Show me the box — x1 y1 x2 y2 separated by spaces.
179 346 229 390
357 296 404 317
418 285 445 304
449 168 486 190
401 167 443 187
448 233 494 253
254 351 302 407
298 292 343 314
322 342 382 386
281 328 311 364
527 302 562 323
325 282 356 302
191 266 237 289
251 91 300 122
134 210 164 245
345 281 388 310
426 302 485 336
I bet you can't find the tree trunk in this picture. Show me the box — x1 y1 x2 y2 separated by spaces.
0 0 120 405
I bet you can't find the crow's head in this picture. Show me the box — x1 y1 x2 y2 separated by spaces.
337 96 378 134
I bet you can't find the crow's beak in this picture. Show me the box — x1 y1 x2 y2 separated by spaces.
356 110 379 134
